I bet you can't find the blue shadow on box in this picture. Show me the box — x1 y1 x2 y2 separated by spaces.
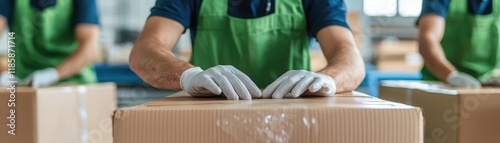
93 64 145 86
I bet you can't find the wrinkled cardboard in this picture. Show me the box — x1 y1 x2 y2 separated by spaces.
0 83 117 143
113 91 423 143
380 80 500 143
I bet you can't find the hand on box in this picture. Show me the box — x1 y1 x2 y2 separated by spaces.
0 71 13 87
180 65 262 100
263 70 336 99
23 68 60 88
483 76 500 86
446 71 481 88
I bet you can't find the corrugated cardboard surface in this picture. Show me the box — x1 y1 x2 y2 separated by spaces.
380 80 500 143
0 83 117 143
114 91 423 143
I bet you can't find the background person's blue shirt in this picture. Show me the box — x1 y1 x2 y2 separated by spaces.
0 0 100 26
150 0 351 43
421 0 492 18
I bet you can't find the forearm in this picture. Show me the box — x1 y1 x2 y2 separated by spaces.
318 43 365 93
55 42 97 80
55 24 99 80
129 39 193 90
418 38 456 81
0 15 6 39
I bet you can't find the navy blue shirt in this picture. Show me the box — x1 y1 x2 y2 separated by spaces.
150 0 350 42
0 0 100 25
421 0 492 17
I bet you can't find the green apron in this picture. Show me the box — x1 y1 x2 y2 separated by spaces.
192 0 310 88
11 0 97 84
421 0 500 82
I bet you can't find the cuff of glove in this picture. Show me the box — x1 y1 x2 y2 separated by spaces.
180 67 203 91
446 71 459 83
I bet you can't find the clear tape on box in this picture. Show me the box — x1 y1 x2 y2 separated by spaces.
216 107 316 143
77 86 89 143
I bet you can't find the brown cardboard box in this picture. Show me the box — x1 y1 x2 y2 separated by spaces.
0 83 117 143
376 40 423 72
113 91 423 143
379 81 500 143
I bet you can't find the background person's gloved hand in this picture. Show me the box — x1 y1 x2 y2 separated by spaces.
482 76 500 86
180 65 262 100
24 68 60 87
446 71 481 88
263 70 336 99
0 71 13 87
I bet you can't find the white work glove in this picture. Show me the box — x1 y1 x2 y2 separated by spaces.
180 65 262 100
446 71 481 88
0 71 14 87
24 68 60 87
263 70 336 99
483 76 500 86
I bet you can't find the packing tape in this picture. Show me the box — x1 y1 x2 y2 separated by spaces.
77 86 89 143
405 88 413 105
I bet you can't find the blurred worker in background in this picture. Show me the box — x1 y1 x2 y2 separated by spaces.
419 0 498 88
130 0 365 100
0 0 100 87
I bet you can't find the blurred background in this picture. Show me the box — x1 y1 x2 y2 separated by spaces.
0 0 424 107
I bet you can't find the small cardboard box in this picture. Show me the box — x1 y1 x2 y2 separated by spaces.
0 83 117 143
380 81 500 143
113 91 423 143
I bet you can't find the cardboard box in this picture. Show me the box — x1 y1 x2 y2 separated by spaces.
380 81 500 143
0 83 117 143
376 40 423 72
113 91 423 143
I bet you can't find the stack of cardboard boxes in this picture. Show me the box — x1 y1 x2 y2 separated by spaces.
380 81 500 143
376 40 423 72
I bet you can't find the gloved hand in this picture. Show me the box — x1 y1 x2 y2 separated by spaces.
446 71 481 88
263 70 336 99
0 71 14 87
24 68 60 87
483 76 500 86
180 65 262 100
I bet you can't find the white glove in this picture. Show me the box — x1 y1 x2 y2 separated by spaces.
263 70 336 99
483 76 500 86
0 71 14 87
24 68 60 87
446 71 481 88
180 65 262 100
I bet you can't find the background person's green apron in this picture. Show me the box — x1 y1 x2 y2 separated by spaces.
191 0 310 88
421 0 500 82
11 0 96 84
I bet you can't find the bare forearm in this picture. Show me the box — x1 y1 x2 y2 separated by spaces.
56 43 97 79
0 15 6 39
129 39 193 90
418 38 455 81
418 15 455 81
55 25 99 80
318 44 365 93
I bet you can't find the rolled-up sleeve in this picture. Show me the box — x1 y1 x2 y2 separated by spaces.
150 0 193 29
305 0 351 37
74 0 100 25
421 0 451 18
0 0 13 23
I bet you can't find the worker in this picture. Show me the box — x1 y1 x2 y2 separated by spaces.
130 0 365 100
419 0 498 88
0 0 100 87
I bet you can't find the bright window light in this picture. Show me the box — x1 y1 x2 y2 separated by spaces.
364 0 397 16
399 0 422 17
